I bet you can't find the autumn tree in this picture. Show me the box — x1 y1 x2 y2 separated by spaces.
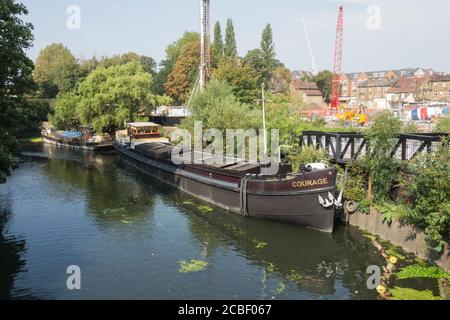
164 40 201 104
34 43 79 97
0 0 35 182
224 19 237 58
154 31 199 95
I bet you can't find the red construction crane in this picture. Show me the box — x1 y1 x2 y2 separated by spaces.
331 5 344 112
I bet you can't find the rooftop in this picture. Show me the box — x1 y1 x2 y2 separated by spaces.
127 122 161 128
388 77 426 94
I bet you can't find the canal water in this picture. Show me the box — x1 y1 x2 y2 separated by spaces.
0 145 385 300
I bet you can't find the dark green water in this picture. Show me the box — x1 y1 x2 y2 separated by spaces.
0 145 385 300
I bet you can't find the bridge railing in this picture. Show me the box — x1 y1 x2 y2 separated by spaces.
301 131 448 164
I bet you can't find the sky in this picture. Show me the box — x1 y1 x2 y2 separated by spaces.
21 0 450 73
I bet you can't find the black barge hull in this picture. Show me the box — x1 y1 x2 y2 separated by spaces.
115 145 337 233
43 135 114 152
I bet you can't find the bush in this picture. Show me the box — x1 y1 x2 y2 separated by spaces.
402 139 450 253
363 112 403 201
434 116 450 133
287 146 329 172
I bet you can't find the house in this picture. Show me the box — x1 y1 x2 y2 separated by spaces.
357 78 395 109
340 68 435 106
290 79 323 105
386 77 427 110
419 75 450 103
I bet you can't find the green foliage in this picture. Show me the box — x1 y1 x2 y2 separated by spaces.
363 112 403 201
303 71 333 103
402 139 450 253
287 146 328 172
434 116 450 133
0 0 35 183
212 58 260 104
341 161 367 203
33 43 79 96
375 201 408 225
260 24 278 84
50 92 80 130
390 287 441 300
212 21 224 65
98 52 156 75
395 264 450 281
180 79 260 134
224 18 237 58
178 259 209 273
243 49 265 83
52 62 170 133
402 122 420 134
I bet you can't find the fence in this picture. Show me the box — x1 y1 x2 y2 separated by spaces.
301 131 448 164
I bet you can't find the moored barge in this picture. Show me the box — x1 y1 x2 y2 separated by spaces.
114 124 338 232
42 123 114 151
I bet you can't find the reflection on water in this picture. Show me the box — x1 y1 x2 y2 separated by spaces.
0 145 384 299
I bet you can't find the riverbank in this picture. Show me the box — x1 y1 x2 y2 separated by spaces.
342 208 450 273
341 208 450 299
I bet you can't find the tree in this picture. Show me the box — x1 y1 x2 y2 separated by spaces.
212 21 224 65
52 62 171 133
304 70 333 103
33 43 79 97
268 67 292 93
243 49 265 82
153 31 199 95
212 58 260 104
98 52 156 75
0 0 35 183
364 112 403 201
50 92 80 130
260 24 276 67
164 40 201 104
181 79 260 135
224 19 237 58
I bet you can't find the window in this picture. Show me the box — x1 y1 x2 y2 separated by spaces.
354 74 358 79
440 91 444 96
434 82 438 87
380 72 385 78
447 92 450 96
443 82 447 88
373 73 379 78
433 91 438 96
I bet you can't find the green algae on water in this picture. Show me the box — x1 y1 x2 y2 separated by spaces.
286 270 303 282
178 259 209 273
273 282 286 296
198 205 213 214
265 262 276 274
253 240 268 249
